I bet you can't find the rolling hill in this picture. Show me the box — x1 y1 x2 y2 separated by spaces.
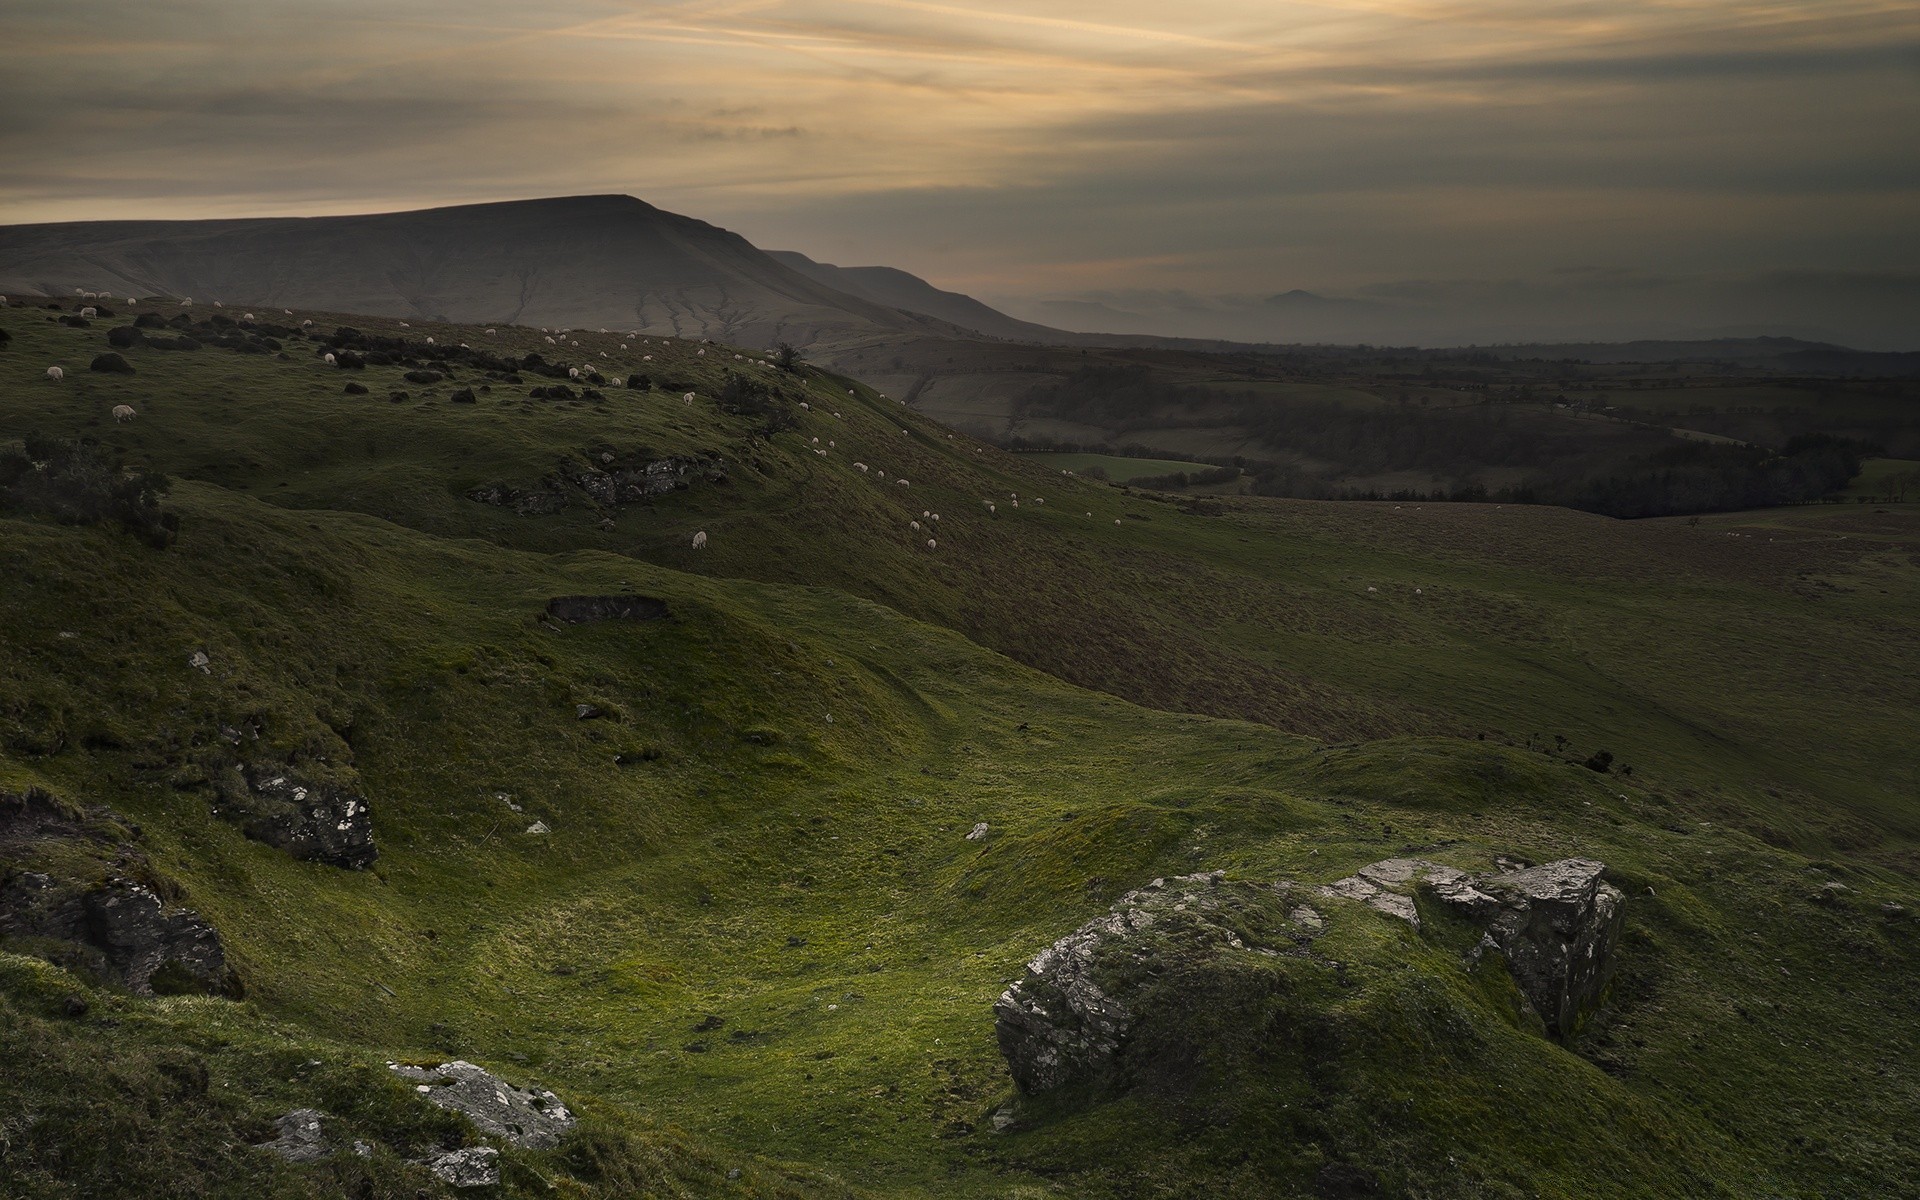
0 294 1917 1199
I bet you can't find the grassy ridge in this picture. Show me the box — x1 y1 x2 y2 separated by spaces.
1 300 1917 1197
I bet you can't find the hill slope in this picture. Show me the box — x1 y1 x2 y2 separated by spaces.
0 196 977 348
1 295 1917 1199
766 250 1068 343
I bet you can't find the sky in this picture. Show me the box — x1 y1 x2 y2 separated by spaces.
3 1 1918 343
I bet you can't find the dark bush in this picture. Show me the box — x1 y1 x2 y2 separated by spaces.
388 391 410 403
343 381 368 395
134 313 167 330
0 327 11 347
404 369 443 385
1584 750 1614 774
334 350 365 370
581 388 604 401
0 435 178 547
58 315 91 329
449 387 476 404
148 336 200 352
626 373 651 391
89 352 135 374
106 325 144 349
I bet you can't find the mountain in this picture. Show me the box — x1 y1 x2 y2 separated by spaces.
0 194 976 348
766 249 1066 342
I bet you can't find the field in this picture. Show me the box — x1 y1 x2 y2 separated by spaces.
2 298 1918 1199
1017 451 1217 482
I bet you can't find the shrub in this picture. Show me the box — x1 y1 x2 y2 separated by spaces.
449 388 476 404
403 369 443 385
343 382 368 395
133 313 167 330
0 435 177 547
106 325 143 349
626 373 651 391
88 352 135 374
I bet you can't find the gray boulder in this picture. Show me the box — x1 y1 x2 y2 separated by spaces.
390 1060 575 1149
994 871 1322 1094
1321 856 1624 1037
230 765 376 869
427 1146 500 1188
255 1109 333 1164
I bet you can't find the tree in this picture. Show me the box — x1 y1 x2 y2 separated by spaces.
775 342 804 373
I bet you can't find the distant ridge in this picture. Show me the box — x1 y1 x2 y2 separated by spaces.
766 250 1065 342
0 195 979 348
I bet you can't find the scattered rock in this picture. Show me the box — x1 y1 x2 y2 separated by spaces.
188 649 211 674
89 352 135 374
255 1109 332 1164
389 1060 575 1149
544 595 670 624
525 820 550 835
229 765 376 869
574 704 603 721
427 1146 499 1188
966 822 991 841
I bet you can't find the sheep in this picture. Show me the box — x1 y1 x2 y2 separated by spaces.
486 328 496 335
569 367 581 379
683 392 695 405
1010 499 1019 508
691 530 708 549
301 319 313 327
930 513 939 521
399 321 410 328
642 354 652 361
243 312 255 322
213 300 223 307
284 309 293 315
898 479 910 486
901 428 909 435
696 348 705 356
112 404 136 422
987 503 996 514
854 463 869 473
926 539 936 550
180 298 193 307
911 520 921 530
1366 586 1377 593
546 336 557 344
45 366 64 382
799 401 810 410
323 352 337 366
425 336 435 345
1415 587 1424 595
828 440 835 448
80 307 96 318
922 510 931 519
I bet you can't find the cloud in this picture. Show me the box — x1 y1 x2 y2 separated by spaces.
0 0 1913 332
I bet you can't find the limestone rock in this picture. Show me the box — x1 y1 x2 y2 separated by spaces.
232 765 376 869
994 871 1321 1094
389 1060 575 1149
255 1109 332 1164
1321 855 1624 1037
427 1146 500 1188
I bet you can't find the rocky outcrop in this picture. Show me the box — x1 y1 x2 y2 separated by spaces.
0 789 241 997
994 871 1324 1094
1321 856 1624 1037
545 594 670 624
255 1109 333 1164
428 1147 500 1188
389 1060 576 1149
224 765 376 869
467 453 727 516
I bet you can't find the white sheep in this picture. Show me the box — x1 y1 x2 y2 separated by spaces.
987 503 996 513
284 309 293 315
486 328 496 335
898 479 910 487
854 463 868 473
301 319 313 327
45 366 63 382
1366 586 1377 593
1114 519 1122 525
243 312 255 322
546 336 556 344
930 513 939 521
180 298 193 307
112 404 136 422
399 321 410 328
80 307 96 318
696 348 705 356
922 510 930 518
911 520 921 530
213 300 223 307
425 336 435 345
683 392 695 405
323 352 337 365
692 530 708 549
926 538 937 550
569 367 581 379
1010 500 1019 508
643 354 652 361
799 401 809 410
810 437 818 444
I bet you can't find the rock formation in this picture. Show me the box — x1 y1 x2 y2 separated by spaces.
224 765 376 869
389 1060 576 1149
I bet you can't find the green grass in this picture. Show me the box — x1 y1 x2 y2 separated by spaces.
1840 457 1920 500
1 299 1917 1198
1017 451 1217 481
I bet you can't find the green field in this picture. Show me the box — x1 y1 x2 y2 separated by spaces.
1841 456 1920 500
1019 451 1217 482
2 299 1918 1199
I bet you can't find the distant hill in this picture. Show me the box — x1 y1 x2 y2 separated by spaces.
0 195 977 349
767 250 1067 342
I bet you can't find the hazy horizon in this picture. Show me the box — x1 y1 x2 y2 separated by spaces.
4 1 1917 346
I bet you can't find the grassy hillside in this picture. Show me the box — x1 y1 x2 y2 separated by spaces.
2 297 1917 1199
